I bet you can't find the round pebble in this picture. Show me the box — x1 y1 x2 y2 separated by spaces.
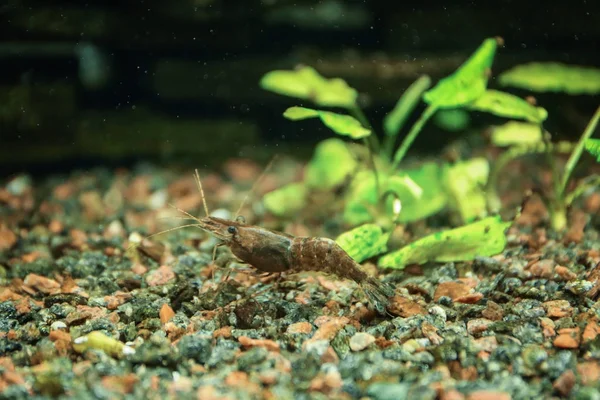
349 332 376 352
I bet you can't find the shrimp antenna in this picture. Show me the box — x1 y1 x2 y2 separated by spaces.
234 155 278 219
194 168 210 217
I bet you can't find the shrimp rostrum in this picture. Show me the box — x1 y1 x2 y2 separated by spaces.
148 169 395 315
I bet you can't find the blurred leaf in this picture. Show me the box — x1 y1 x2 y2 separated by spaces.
433 109 471 132
336 224 390 263
499 62 600 95
442 158 489 223
490 121 544 147
585 138 600 162
423 38 498 108
343 162 447 227
467 90 548 123
283 106 371 139
263 182 307 217
260 66 358 108
384 75 432 137
305 138 357 190
378 216 511 269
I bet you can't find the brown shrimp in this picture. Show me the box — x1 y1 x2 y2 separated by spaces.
137 167 395 314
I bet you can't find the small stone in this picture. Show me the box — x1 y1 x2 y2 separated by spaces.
542 300 572 318
238 336 280 352
553 328 580 349
528 259 555 279
467 318 493 335
466 391 511 400
583 319 600 343
481 301 504 321
577 361 600 386
286 322 313 335
552 369 575 397
554 265 577 281
159 304 175 324
146 265 175 287
23 274 61 294
349 332 376 352
388 296 427 317
0 227 17 251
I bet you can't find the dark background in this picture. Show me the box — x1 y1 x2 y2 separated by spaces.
0 0 599 175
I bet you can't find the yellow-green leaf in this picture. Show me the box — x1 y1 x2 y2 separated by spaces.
585 138 600 162
490 121 544 147
305 138 357 190
283 106 371 139
499 62 600 95
260 66 358 108
263 182 307 217
467 90 548 123
442 158 489 224
378 216 511 269
336 224 390 263
423 38 498 108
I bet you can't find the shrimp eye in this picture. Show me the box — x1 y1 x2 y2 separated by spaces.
227 226 236 234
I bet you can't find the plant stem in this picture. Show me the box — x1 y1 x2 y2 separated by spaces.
350 105 380 153
391 104 438 170
382 75 432 161
559 106 600 198
565 174 600 207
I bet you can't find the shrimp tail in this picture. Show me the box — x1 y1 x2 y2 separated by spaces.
361 277 395 315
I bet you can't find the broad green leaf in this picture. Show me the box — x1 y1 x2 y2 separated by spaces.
490 121 544 147
283 106 371 139
263 182 307 217
442 158 489 223
305 138 357 190
335 224 390 263
343 162 447 227
384 75 432 137
423 38 498 108
260 66 358 108
499 62 600 95
585 138 600 162
378 216 511 269
467 90 548 123
433 109 471 132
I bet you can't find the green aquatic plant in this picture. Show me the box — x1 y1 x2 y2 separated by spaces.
260 38 509 228
486 106 600 231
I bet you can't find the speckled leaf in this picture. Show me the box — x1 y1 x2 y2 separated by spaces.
467 90 548 123
490 121 544 147
305 138 357 190
585 139 600 162
423 38 498 108
384 75 432 137
263 182 307 217
335 224 390 263
260 66 358 108
283 106 371 139
378 216 511 269
499 62 600 95
442 158 490 223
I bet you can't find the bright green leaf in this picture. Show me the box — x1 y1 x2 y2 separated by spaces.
260 66 358 108
433 109 471 132
305 138 358 190
423 38 498 108
499 62 600 95
467 90 548 123
490 121 545 147
384 75 432 137
585 138 600 162
343 162 447 227
335 224 390 263
283 106 371 139
442 158 489 223
378 216 511 269
263 182 307 217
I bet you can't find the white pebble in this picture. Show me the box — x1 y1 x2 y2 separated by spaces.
349 332 376 352
50 321 67 331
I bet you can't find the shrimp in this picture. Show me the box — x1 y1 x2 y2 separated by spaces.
136 167 395 315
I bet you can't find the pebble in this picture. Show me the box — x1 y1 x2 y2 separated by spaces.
349 332 376 352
